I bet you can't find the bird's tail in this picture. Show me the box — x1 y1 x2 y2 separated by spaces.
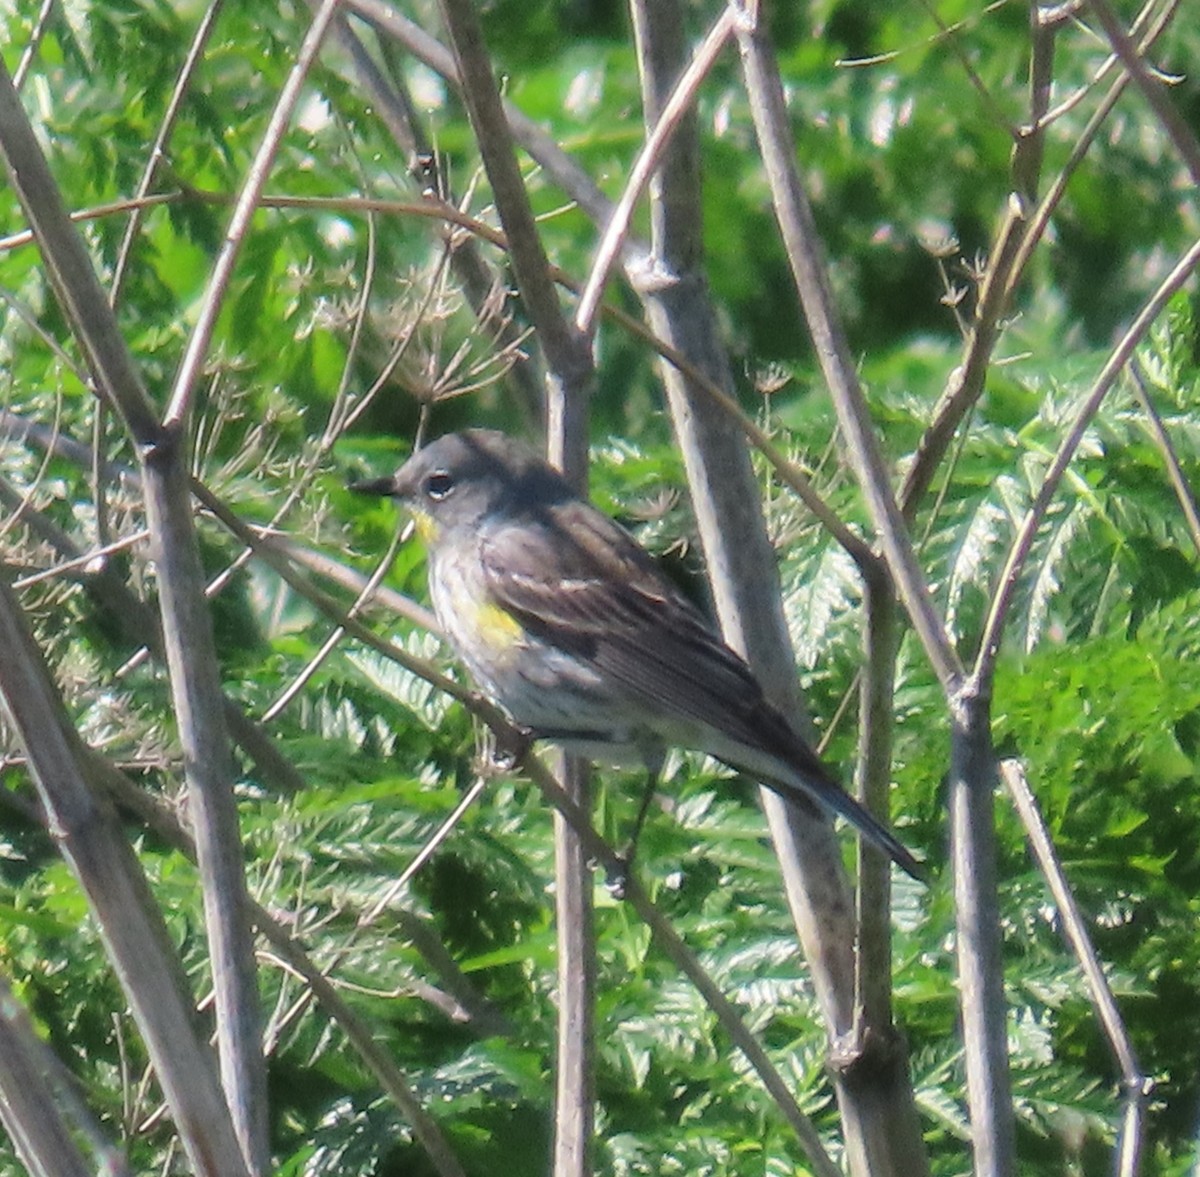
755 758 928 883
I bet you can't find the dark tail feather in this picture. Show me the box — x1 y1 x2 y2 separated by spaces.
822 783 928 883
763 766 928 883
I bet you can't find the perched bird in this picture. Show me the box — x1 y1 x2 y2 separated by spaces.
353 429 924 881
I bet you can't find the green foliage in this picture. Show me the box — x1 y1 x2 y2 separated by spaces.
3 0 1200 1173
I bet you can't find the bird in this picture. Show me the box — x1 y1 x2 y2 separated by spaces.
352 429 924 881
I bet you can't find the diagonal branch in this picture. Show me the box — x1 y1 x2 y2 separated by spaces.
436 0 593 443
999 759 1151 1177
0 579 250 1177
574 6 737 338
1087 0 1200 188
0 55 268 1173
972 233 1200 688
0 972 105 1177
733 3 960 693
1128 359 1200 557
163 0 342 429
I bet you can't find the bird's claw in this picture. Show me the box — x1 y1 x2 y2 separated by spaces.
604 845 639 900
487 723 534 771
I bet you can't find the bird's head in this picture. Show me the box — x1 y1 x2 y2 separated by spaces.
350 429 571 545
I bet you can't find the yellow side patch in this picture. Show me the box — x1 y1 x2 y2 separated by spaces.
473 601 524 649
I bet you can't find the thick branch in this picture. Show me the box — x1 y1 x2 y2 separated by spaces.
0 579 250 1177
949 686 1014 1177
0 55 268 1171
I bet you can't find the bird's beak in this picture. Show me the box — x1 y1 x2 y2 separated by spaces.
349 473 402 497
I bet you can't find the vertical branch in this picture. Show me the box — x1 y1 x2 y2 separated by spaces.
949 689 1015 1177
629 2 929 1174
545 332 595 1177
433 6 598 1173
573 7 737 337
853 566 897 1035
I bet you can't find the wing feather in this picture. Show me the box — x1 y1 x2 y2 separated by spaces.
478 505 831 782
478 503 927 880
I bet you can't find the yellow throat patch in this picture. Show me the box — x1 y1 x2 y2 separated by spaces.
411 509 438 544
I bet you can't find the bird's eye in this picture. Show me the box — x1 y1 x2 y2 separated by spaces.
423 470 455 501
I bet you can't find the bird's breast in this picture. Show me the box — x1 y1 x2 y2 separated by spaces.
429 551 524 667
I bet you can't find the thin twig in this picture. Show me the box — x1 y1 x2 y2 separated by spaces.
261 517 406 722
109 0 227 308
999 759 1150 1177
1087 0 1200 188
1001 0 1177 309
11 0 55 91
163 0 342 429
1128 359 1200 557
972 232 1200 687
345 0 616 230
574 7 737 338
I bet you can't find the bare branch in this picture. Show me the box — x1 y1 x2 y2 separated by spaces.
345 0 617 229
109 0 227 308
1129 359 1200 557
973 233 1200 687
853 570 897 1036
0 973 104 1177
999 759 1151 1177
163 0 342 429
436 0 593 439
574 7 737 338
1087 0 1200 188
734 2 961 693
0 60 160 445
948 687 1014 1177
0 580 250 1177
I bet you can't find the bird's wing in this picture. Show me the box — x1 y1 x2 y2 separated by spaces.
479 505 927 881
478 503 830 781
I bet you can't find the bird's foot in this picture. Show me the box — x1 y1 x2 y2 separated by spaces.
486 723 534 771
605 856 633 900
